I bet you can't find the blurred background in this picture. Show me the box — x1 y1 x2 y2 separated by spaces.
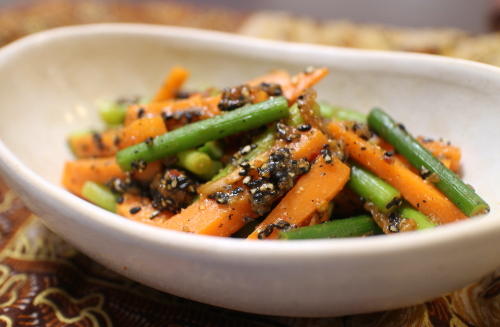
187 0 495 33
1 0 500 65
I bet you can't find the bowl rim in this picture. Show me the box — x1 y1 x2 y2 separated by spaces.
0 23 499 260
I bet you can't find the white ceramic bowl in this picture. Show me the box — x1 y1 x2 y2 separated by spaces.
0 24 499 317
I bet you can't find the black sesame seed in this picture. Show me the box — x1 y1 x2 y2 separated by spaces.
297 124 312 132
383 151 395 162
92 132 105 150
137 107 145 119
129 206 142 214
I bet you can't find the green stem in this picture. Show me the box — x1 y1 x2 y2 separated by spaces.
348 165 401 213
368 108 489 216
288 103 304 127
81 181 117 212
399 206 436 230
319 102 367 123
116 97 288 171
98 100 127 126
349 165 435 229
280 215 382 240
177 150 214 176
199 160 223 181
198 141 224 160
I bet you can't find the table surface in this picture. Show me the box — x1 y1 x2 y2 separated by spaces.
0 1 499 326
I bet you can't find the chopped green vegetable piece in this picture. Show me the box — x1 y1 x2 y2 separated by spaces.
199 160 223 181
399 206 436 230
368 108 489 216
198 141 224 160
81 181 117 212
319 102 367 123
98 100 127 126
348 165 401 213
349 165 435 229
116 97 288 171
177 150 214 176
280 215 382 240
288 103 304 127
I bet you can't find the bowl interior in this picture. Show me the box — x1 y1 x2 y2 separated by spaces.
0 25 498 219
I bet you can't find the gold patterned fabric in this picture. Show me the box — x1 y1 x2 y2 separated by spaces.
0 1 499 326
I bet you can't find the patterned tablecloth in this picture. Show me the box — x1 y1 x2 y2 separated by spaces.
0 1 499 326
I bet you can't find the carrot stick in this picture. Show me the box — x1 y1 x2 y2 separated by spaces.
247 68 329 104
283 67 329 104
163 190 256 236
69 116 169 159
117 194 174 226
124 95 221 126
327 122 466 223
163 129 329 236
152 66 189 102
62 157 125 197
248 156 350 240
132 160 163 183
68 129 122 158
120 116 167 149
247 69 292 87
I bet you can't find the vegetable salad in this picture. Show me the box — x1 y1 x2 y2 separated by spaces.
62 66 489 239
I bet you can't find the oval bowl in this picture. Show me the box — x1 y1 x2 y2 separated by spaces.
0 24 499 317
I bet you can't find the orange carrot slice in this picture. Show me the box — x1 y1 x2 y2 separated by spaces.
283 67 329 104
247 69 292 87
327 122 466 223
248 156 350 239
152 66 189 102
417 137 461 173
124 95 221 126
68 129 122 158
62 157 125 197
117 194 173 226
132 160 163 183
162 190 256 236
120 116 167 149
248 68 329 104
